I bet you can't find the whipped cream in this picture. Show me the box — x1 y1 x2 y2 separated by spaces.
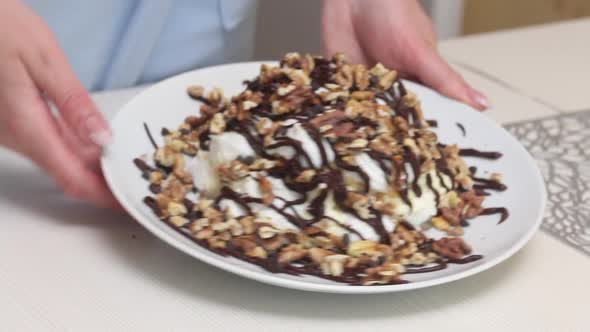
190 132 255 196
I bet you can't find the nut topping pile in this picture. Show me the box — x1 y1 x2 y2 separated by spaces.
134 53 508 285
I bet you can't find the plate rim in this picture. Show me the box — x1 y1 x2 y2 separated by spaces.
101 61 547 294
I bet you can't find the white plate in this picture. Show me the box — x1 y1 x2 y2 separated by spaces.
101 62 546 294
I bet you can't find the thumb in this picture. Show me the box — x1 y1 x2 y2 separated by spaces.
413 47 489 111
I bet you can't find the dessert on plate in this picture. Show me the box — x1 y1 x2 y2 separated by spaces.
134 53 508 285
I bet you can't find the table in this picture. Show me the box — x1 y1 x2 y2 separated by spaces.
1 20 589 331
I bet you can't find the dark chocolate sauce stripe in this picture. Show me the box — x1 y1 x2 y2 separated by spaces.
405 255 483 274
405 148 422 197
267 137 315 169
366 151 393 176
327 170 391 244
456 123 466 137
459 148 502 160
301 122 329 168
229 120 272 158
133 158 154 173
472 177 507 191
307 188 328 222
198 128 210 150
335 158 371 193
426 119 438 127
480 207 510 224
143 123 158 149
218 186 308 229
321 216 366 240
426 173 440 207
275 195 308 209
434 155 454 191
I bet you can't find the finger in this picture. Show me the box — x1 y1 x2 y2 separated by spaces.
413 47 489 111
55 114 102 172
412 0 437 47
322 0 370 64
0 66 119 208
29 98 119 208
22 33 112 148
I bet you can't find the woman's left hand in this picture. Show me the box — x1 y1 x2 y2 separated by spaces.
322 0 489 111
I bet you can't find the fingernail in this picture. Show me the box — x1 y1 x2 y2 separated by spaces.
89 130 112 146
468 87 490 110
84 114 112 146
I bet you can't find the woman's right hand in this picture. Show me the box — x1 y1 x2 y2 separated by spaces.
0 0 119 208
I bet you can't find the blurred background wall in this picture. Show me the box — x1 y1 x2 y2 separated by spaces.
254 0 322 59
462 0 590 35
254 0 590 59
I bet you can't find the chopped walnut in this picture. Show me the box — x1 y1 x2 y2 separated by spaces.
187 85 204 99
230 236 257 253
258 225 280 239
308 247 334 265
369 63 388 77
460 190 485 218
351 91 375 102
353 64 370 90
490 172 503 183
167 201 187 217
378 70 397 90
295 169 316 183
286 69 311 87
247 246 268 259
170 216 189 227
278 244 307 264
207 87 224 106
440 206 463 226
148 171 164 185
431 216 450 231
195 228 214 240
321 254 349 277
346 192 374 219
277 84 297 96
249 158 278 171
209 113 226 134
301 53 315 74
347 240 378 257
217 160 248 183
334 64 354 89
154 147 177 167
362 262 404 285
432 237 472 260
259 176 274 206
310 109 345 128
348 138 368 150
190 218 210 233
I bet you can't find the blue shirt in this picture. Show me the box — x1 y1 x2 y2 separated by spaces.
26 0 258 91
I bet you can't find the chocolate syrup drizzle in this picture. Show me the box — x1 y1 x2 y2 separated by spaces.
136 57 509 285
144 123 158 149
472 177 508 191
405 255 483 274
480 207 510 224
459 148 503 160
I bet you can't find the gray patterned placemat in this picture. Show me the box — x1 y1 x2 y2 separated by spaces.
505 110 590 255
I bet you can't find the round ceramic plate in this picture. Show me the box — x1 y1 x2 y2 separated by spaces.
101 62 546 294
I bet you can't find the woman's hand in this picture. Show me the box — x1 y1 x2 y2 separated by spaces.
322 0 489 110
0 0 118 208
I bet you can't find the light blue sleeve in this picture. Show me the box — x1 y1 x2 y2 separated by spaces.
25 0 258 91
